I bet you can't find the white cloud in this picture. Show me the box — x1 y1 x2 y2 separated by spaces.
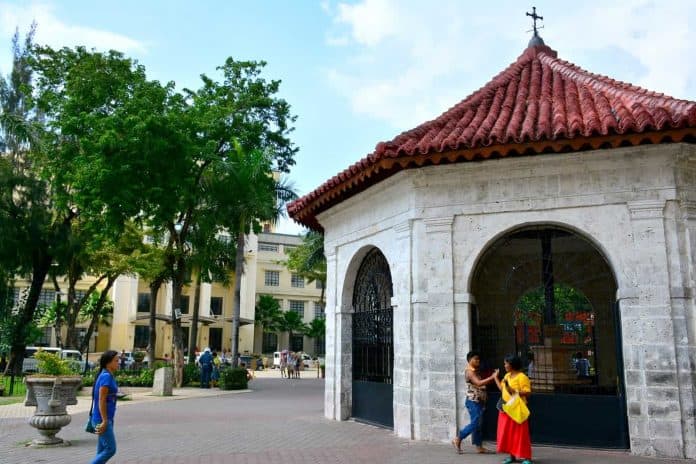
0 1 146 73
325 0 696 130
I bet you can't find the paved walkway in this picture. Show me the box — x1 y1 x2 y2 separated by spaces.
0 374 690 464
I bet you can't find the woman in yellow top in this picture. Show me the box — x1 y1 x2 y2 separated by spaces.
493 355 532 464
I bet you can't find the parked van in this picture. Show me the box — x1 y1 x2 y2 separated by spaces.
22 347 92 373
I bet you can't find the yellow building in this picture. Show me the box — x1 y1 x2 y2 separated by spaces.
12 231 323 358
252 232 324 356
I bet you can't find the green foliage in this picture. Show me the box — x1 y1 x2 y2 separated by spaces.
183 362 199 387
306 317 326 339
33 351 75 376
285 231 326 289
219 367 248 390
516 284 593 324
132 350 145 362
255 294 282 332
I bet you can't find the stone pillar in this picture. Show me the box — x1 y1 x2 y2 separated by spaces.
412 217 457 441
624 200 686 457
454 292 474 431
324 246 352 420
392 220 413 438
666 200 696 458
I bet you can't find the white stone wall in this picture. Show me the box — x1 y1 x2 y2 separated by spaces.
318 143 696 459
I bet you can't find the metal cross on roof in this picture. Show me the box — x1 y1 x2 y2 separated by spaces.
526 6 544 36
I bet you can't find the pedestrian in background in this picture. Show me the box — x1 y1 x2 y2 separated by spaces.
280 350 288 378
198 347 213 388
90 350 120 464
493 354 533 464
211 351 221 388
452 351 498 454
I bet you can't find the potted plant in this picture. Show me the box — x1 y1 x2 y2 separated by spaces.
24 350 82 446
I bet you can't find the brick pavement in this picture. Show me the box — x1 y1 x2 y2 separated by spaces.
0 376 690 464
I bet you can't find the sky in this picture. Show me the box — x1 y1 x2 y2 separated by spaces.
1 0 695 234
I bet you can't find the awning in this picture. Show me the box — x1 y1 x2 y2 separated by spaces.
222 316 255 326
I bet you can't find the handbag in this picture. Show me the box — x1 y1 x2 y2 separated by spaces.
86 377 97 434
502 393 530 424
85 419 96 434
496 397 504 412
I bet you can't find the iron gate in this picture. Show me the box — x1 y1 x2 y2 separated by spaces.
352 249 394 428
472 227 629 449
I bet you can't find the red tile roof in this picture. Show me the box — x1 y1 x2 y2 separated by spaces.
289 43 696 231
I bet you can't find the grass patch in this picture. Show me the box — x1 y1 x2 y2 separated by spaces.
0 375 27 400
0 396 24 406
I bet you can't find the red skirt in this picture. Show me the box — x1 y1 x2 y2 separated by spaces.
496 411 532 459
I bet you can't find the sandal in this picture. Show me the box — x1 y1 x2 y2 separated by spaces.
502 457 517 464
520 461 533 464
477 447 492 454
451 438 462 454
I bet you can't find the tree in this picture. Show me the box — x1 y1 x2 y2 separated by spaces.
306 317 326 356
29 44 191 381
179 59 297 368
286 231 326 307
186 229 236 365
0 25 63 377
278 311 308 351
255 294 283 349
122 57 299 381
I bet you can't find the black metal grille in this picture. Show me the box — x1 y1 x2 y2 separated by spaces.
472 226 628 449
353 308 393 383
352 249 393 384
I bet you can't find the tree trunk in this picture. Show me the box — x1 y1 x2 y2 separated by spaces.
79 276 117 353
6 252 52 376
188 271 202 365
51 275 64 348
147 277 164 368
230 232 245 367
171 257 186 387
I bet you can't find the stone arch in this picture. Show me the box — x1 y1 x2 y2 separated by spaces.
465 220 621 293
466 222 628 448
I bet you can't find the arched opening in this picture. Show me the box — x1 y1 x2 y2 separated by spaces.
351 248 394 428
471 226 629 448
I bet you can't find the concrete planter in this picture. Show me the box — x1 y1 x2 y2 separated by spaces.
24 376 82 446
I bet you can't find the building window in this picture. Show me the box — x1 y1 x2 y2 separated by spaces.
289 300 305 318
314 337 325 356
314 301 325 319
209 327 222 352
316 280 324 289
180 295 190 315
291 334 303 352
36 289 56 308
258 242 279 252
210 297 223 316
291 273 304 288
264 270 280 286
137 293 150 313
262 333 277 353
283 245 296 255
134 326 149 349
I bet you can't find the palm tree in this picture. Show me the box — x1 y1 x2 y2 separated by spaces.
255 295 282 331
286 232 326 307
306 317 326 356
278 311 308 351
226 145 296 365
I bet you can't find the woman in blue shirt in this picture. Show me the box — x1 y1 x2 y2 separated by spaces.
91 350 120 464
